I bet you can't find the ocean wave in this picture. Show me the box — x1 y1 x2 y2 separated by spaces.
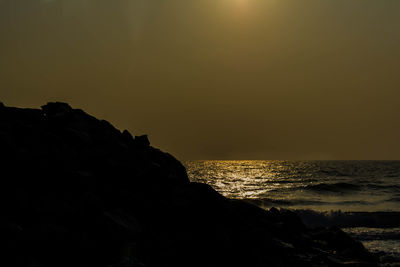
243 198 322 207
255 182 399 195
244 198 376 207
318 170 352 177
299 182 400 194
261 178 320 185
366 184 400 192
386 197 400 202
292 209 400 228
266 182 362 194
302 182 361 193
343 227 400 241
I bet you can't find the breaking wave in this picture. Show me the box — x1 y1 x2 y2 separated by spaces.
302 182 361 193
292 209 400 228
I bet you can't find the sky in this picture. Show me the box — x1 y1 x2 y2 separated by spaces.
1 0 400 160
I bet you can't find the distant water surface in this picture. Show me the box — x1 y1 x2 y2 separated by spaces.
185 160 400 212
184 160 400 259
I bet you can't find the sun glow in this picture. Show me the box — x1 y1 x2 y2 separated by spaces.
232 0 253 12
225 0 277 21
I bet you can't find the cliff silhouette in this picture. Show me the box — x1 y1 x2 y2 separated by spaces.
1 102 379 267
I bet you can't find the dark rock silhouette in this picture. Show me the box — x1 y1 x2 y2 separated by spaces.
1 102 379 267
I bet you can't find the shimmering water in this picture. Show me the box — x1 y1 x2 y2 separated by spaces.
185 160 400 212
184 160 400 259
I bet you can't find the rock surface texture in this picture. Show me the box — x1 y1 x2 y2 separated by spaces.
1 102 378 267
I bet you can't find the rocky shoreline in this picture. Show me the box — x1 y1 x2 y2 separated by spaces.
1 102 380 266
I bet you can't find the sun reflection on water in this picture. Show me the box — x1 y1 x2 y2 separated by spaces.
186 160 291 199
184 160 400 212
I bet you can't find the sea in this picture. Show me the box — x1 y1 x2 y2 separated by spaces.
184 160 400 261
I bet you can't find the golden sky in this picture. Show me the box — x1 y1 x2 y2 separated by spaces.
1 0 400 160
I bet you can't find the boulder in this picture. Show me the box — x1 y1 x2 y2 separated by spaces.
134 134 150 147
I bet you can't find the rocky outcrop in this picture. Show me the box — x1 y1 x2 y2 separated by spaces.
1 102 378 267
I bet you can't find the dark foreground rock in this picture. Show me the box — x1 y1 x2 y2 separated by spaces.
1 102 378 267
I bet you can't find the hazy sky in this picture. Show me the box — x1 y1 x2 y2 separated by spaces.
1 0 400 160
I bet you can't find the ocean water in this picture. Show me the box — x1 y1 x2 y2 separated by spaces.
184 160 400 260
